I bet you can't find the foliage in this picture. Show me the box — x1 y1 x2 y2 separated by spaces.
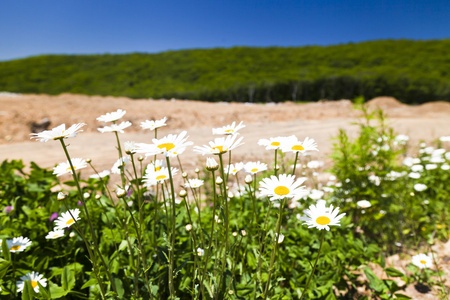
0 40 450 103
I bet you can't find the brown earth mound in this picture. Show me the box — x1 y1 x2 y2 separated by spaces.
365 96 406 110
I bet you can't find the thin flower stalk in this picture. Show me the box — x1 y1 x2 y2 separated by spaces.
274 149 278 176
58 139 116 296
257 202 273 285
263 199 286 299
299 230 325 300
291 152 300 175
225 235 244 297
166 156 177 300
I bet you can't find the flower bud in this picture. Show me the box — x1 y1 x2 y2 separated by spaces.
95 194 101 200
124 141 136 155
276 233 285 244
115 187 126 198
138 156 144 162
182 172 188 178
216 176 223 185
244 175 253 184
83 192 90 199
228 290 234 295
69 232 76 238
206 157 219 171
232 232 238 237
179 190 187 198
185 224 193 232
86 158 92 163
195 168 200 173
196 248 204 256
228 192 234 198
57 192 68 201
241 229 247 236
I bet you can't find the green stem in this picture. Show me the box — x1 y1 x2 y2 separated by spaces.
299 230 325 300
274 149 278 176
166 156 177 300
292 152 299 175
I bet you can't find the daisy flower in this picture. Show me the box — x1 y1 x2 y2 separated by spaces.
145 159 165 173
141 117 168 131
98 121 132 133
45 229 65 239
244 161 268 174
275 233 285 244
357 200 371 208
90 170 110 179
5 237 32 252
96 109 126 123
414 183 427 191
185 179 204 189
54 209 81 230
412 253 433 269
30 123 86 142
135 131 193 157
193 134 244 155
111 157 130 174
307 160 324 169
196 248 205 256
299 200 346 231
143 166 179 185
259 174 307 201
53 158 87 177
212 121 245 135
307 189 324 200
258 136 286 150
226 162 244 175
17 271 47 293
281 136 319 154
124 141 137 154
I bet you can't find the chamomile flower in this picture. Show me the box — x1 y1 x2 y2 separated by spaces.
193 135 244 155
111 157 130 174
53 158 87 177
143 166 179 185
259 174 307 201
145 160 165 173
357 200 371 208
299 200 345 231
141 117 168 131
54 209 81 230
124 141 136 154
440 136 450 142
226 162 244 175
308 189 324 200
45 229 65 239
185 179 204 189
307 160 324 169
414 183 427 192
135 131 193 157
258 136 286 150
275 233 285 244
98 121 132 133
212 121 245 135
90 170 110 179
96 109 126 122
244 161 268 174
5 237 32 252
196 248 205 256
17 271 47 293
30 123 86 142
281 136 319 154
412 253 433 269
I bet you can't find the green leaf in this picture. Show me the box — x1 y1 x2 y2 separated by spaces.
363 267 385 293
22 280 35 300
80 278 98 290
48 282 69 299
61 266 75 291
113 277 125 298
0 258 11 279
394 293 412 299
385 267 405 277
37 281 51 299
1 238 11 261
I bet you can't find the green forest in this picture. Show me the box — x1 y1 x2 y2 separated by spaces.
0 39 449 103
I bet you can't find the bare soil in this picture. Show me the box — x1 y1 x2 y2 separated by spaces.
1 93 449 298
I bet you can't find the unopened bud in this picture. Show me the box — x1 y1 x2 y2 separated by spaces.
240 230 247 237
276 233 285 244
228 192 234 198
216 176 223 185
57 192 68 201
185 224 193 232
206 157 219 171
244 175 253 184
69 232 76 238
138 156 144 162
95 194 101 200
86 158 92 163
228 290 234 295
195 168 200 173
232 232 238 237
83 192 90 199
182 172 188 178
115 187 126 198
179 190 187 198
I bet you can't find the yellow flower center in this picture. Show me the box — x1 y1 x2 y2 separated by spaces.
53 234 59 238
292 145 304 151
251 168 258 173
66 166 76 172
316 216 331 225
274 186 290 195
155 166 161 171
232 169 237 172
213 146 227 153
31 281 38 288
66 218 75 225
420 260 427 264
225 129 234 133
158 143 176 151
156 175 167 180
10 245 21 250
271 141 280 146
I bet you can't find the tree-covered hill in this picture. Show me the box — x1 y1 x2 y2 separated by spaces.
1 39 449 103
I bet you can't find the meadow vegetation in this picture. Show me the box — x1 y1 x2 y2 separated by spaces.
0 108 449 299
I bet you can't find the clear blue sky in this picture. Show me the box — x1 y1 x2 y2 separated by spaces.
0 0 448 61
